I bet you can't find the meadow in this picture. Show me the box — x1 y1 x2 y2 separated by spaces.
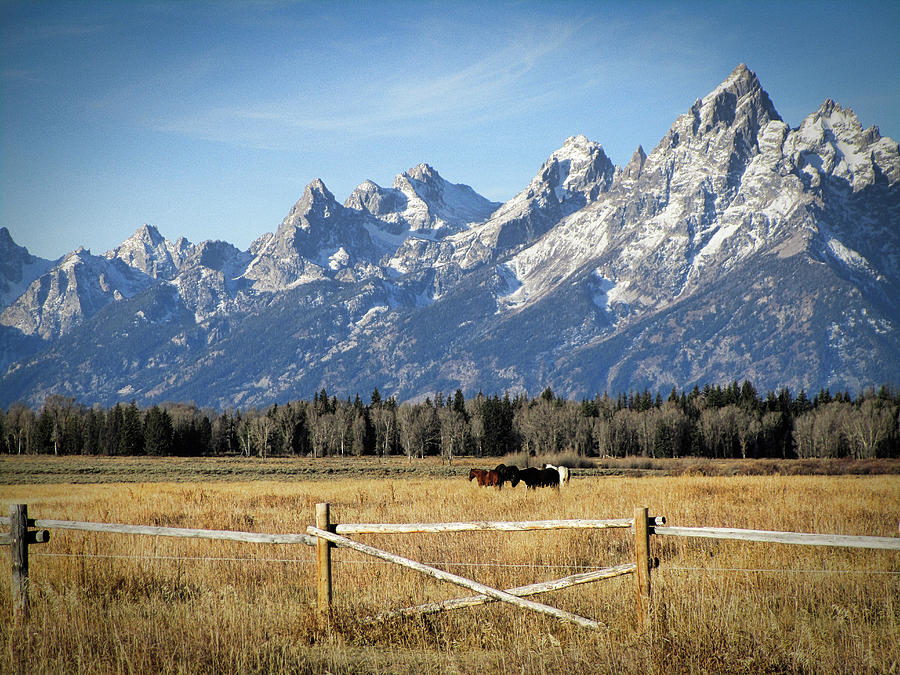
1 456 898 673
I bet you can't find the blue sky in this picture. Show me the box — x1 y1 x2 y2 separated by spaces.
2 1 898 260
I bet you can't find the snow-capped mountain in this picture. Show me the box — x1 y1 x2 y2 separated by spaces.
0 64 897 408
106 224 192 280
0 227 55 310
241 179 381 292
346 163 500 238
1 247 155 340
173 239 252 323
385 135 616 275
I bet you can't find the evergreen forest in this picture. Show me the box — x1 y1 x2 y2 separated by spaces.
2 382 899 460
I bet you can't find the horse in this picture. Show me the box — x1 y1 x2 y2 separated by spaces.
468 468 487 485
483 469 501 487
520 467 559 489
469 468 501 488
518 467 546 489
545 463 570 486
539 467 560 488
495 463 520 488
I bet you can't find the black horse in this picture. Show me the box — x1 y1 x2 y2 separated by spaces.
518 466 559 489
494 464 520 488
538 467 560 488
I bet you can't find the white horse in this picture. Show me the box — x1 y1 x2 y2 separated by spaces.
545 463 570 486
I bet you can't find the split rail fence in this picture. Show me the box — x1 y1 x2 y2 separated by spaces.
3 503 898 631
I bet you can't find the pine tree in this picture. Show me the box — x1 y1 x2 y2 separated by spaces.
452 389 467 421
122 402 144 455
144 406 174 456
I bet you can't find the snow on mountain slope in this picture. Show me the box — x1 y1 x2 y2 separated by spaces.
241 179 381 292
0 227 55 310
0 247 154 339
106 224 192 280
173 240 252 322
346 164 500 237
497 64 898 323
385 135 615 274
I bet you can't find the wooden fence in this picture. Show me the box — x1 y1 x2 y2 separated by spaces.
3 503 899 630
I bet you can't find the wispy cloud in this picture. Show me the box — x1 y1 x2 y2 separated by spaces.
154 19 593 148
2 19 108 48
1 68 47 84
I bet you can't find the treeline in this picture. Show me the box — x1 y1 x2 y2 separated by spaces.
2 382 899 460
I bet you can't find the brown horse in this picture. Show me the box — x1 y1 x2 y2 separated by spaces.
483 469 501 487
468 468 501 487
468 468 487 484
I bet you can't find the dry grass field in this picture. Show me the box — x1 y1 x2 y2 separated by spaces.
1 456 898 674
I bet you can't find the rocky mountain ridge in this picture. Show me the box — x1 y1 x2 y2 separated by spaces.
1 64 897 408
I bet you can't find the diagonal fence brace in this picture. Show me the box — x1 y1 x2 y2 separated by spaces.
369 562 636 622
307 526 602 630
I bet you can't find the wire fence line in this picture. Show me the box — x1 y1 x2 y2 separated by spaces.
29 552 900 577
659 566 900 576
8 513 899 578
30 551 628 572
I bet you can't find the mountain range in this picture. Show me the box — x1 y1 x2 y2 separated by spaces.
2 64 898 409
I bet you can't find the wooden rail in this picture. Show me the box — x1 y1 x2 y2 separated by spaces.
334 517 643 534
653 526 900 550
0 516 316 546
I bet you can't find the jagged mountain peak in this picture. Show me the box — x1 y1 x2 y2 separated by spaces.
344 179 407 226
703 63 761 102
404 163 441 184
691 63 781 137
547 134 606 161
306 177 331 196
387 163 499 233
280 179 343 232
129 223 165 246
788 96 900 189
625 145 647 175
803 99 894 159
557 134 596 153
417 134 618 273
809 98 866 133
300 178 338 208
106 223 190 280
345 178 384 204
392 163 446 200
533 135 614 193
61 247 90 266
0 228 54 310
1 227 43 266
1 226 19 249
1 244 154 339
190 239 245 271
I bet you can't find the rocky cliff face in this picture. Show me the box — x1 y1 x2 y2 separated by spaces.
0 227 54 309
1 65 897 408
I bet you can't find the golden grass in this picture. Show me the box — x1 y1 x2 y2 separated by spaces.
1 469 898 674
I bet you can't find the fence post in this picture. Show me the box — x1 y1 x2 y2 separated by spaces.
11 504 29 621
634 506 651 631
316 502 332 618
